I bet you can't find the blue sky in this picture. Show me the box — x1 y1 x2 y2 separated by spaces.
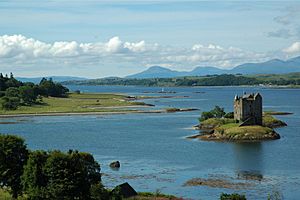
0 0 300 78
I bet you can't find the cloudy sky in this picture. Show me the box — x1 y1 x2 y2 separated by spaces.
1 0 300 78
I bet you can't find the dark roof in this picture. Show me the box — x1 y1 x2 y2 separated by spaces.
241 93 261 100
242 94 253 99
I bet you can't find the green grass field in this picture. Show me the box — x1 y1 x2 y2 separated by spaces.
0 93 146 115
200 118 237 127
217 124 273 137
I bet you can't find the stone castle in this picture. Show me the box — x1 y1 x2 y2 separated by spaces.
234 93 262 126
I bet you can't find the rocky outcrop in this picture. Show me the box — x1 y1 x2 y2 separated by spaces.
199 128 280 142
188 125 281 142
109 161 120 169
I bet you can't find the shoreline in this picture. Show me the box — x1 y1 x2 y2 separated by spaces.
0 108 198 118
65 84 300 89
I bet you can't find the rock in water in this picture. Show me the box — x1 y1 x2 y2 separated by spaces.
109 161 120 168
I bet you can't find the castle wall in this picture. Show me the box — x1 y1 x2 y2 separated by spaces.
234 99 242 121
253 95 262 125
233 93 262 125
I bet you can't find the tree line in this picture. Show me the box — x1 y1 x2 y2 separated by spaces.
63 73 300 87
0 73 69 110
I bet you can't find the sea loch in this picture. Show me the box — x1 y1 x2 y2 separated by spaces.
0 86 299 200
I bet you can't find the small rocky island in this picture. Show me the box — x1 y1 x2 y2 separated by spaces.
189 93 288 142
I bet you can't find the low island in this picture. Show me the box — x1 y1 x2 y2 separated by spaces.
189 93 288 142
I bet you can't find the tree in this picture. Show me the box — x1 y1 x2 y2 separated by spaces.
45 150 101 199
19 85 37 105
5 87 20 98
21 151 49 200
1 96 20 110
199 106 227 122
199 111 215 122
5 77 22 88
211 106 226 118
0 134 29 198
39 78 69 97
22 150 101 200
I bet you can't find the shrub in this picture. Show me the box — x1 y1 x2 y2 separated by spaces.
220 193 247 200
224 112 234 119
199 111 215 122
90 183 110 200
1 96 20 110
199 106 226 122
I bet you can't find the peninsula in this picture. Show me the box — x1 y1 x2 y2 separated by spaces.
0 73 198 117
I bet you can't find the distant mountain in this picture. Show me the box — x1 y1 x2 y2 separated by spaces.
16 76 87 84
125 56 300 78
126 66 226 78
231 56 300 74
126 66 184 78
188 66 227 76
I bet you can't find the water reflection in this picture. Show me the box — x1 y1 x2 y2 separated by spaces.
232 142 264 181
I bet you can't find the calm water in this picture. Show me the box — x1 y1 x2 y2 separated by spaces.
1 86 300 200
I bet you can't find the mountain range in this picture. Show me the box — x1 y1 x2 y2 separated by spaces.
126 56 300 78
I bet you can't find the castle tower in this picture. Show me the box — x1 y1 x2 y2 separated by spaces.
234 93 262 126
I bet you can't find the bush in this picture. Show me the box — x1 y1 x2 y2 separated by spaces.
199 111 215 122
220 193 247 200
199 106 226 122
224 112 234 119
1 96 20 110
90 183 110 200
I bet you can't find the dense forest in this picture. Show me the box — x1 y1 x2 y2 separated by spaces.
63 73 300 87
0 73 69 110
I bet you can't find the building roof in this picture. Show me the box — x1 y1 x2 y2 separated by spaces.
235 93 261 101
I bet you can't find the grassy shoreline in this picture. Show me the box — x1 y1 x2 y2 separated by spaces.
0 93 149 116
0 92 198 118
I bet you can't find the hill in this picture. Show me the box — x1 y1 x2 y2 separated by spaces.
126 66 184 78
231 56 300 74
125 56 300 78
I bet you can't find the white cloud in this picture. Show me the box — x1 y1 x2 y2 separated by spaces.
0 34 278 72
124 41 146 52
283 42 300 54
51 41 80 57
105 36 123 53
